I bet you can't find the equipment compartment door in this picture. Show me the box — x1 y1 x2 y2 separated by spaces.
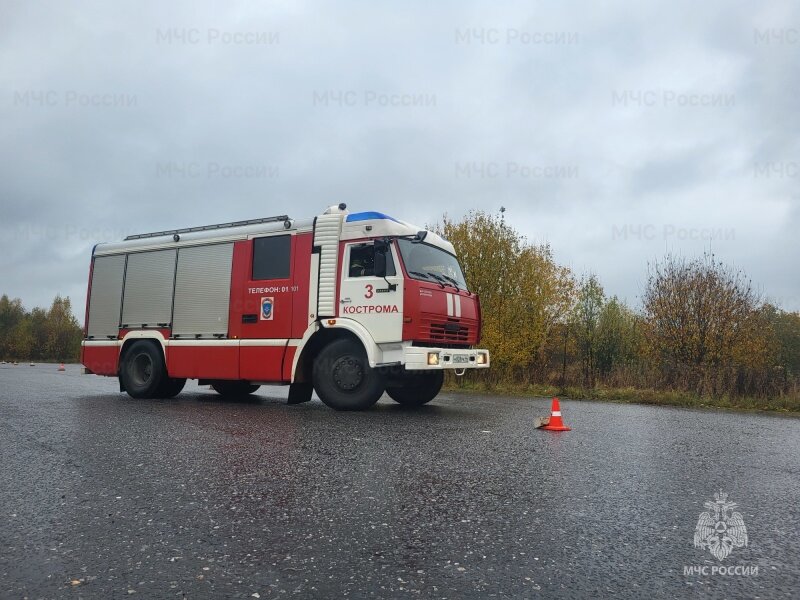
238 234 297 381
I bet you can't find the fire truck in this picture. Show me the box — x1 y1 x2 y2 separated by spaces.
81 204 490 410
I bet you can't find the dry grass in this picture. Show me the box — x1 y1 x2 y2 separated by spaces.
444 379 800 415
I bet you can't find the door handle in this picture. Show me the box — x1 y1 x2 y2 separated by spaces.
340 298 352 304
242 314 258 323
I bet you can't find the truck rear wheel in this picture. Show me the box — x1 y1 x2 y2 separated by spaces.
386 371 444 407
212 381 260 397
313 338 384 411
120 340 166 399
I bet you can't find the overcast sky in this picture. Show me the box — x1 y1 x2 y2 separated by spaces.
1 0 798 319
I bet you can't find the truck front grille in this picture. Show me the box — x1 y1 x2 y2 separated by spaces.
418 315 478 346
430 321 469 343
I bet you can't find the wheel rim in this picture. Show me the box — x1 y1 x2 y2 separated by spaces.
131 353 153 386
332 355 364 392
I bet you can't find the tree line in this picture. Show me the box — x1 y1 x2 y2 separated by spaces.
0 295 83 362
3 213 799 407
439 211 800 405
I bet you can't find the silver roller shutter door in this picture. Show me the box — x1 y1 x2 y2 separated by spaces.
87 254 125 338
172 243 233 336
121 249 177 327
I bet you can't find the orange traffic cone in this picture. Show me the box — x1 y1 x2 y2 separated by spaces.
58 363 66 372
541 397 570 431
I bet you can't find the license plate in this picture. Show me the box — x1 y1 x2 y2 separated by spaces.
452 355 469 364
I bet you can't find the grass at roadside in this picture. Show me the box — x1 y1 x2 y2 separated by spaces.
444 380 800 415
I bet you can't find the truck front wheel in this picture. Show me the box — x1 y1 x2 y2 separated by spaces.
386 371 444 407
313 338 384 411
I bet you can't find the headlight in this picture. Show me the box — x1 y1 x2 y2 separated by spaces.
427 352 440 366
476 352 487 365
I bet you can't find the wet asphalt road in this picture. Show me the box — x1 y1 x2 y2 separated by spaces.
0 365 798 599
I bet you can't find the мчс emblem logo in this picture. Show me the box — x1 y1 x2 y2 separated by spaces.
260 297 274 320
693 491 748 561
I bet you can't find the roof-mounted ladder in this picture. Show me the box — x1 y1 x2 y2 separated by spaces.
124 215 291 240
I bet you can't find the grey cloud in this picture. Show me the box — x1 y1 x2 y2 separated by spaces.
0 0 798 315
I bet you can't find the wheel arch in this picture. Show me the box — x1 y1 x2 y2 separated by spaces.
118 331 168 377
292 322 376 385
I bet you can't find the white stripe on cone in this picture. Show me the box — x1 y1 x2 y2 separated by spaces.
552 411 561 416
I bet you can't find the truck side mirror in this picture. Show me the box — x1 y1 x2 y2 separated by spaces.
372 239 396 290
374 247 387 277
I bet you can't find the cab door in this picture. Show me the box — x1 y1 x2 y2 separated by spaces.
338 241 403 343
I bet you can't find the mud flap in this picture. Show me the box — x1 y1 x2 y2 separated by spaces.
287 382 313 404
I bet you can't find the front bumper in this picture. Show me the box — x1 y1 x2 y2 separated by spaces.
403 347 490 371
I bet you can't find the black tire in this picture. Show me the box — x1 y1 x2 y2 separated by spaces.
120 341 167 399
386 370 444 407
312 338 384 411
157 377 186 399
212 381 260 397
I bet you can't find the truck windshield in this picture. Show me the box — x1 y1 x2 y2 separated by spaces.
396 239 468 290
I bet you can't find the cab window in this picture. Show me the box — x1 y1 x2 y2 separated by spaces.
348 243 395 278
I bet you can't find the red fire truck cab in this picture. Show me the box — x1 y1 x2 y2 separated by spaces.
81 204 490 410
